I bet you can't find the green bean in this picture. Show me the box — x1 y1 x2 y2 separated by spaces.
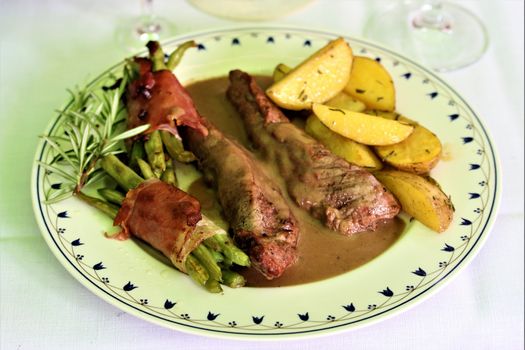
160 130 196 163
128 141 145 171
209 250 224 263
205 279 223 293
160 159 178 186
100 154 144 191
97 188 125 206
136 158 156 179
185 254 209 287
144 130 166 177
191 245 222 282
203 236 221 252
212 234 251 267
76 191 119 219
221 269 246 288
166 40 197 71
221 256 233 268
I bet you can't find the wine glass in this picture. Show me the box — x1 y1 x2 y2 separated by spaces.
187 0 316 21
364 0 489 72
115 0 176 51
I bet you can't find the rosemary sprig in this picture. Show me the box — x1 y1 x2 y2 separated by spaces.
40 68 149 204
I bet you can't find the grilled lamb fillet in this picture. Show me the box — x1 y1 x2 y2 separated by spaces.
227 70 400 235
184 119 299 280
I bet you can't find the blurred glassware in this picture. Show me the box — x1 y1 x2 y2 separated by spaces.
364 0 488 72
116 0 176 51
188 0 315 21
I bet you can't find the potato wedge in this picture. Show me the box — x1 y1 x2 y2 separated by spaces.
374 170 453 233
367 110 442 174
312 103 414 146
344 56 395 111
325 91 366 112
305 114 383 169
272 63 292 83
274 63 366 112
266 37 353 110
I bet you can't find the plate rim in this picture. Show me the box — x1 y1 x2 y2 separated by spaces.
30 25 502 340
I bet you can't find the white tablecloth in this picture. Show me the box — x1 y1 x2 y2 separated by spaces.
1 1 523 349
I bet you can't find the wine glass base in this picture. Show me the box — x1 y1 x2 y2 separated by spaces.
116 16 176 52
364 1 488 72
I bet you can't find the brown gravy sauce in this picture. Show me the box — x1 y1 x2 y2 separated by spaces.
185 76 405 287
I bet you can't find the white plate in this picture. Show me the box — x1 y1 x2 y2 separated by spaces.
31 27 501 340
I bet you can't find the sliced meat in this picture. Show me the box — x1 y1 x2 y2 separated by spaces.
114 179 214 272
184 119 299 280
126 57 208 137
227 69 400 235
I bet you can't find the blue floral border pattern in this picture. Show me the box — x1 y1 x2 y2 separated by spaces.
35 28 499 336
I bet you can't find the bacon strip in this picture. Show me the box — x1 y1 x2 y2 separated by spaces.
114 179 214 271
125 58 208 137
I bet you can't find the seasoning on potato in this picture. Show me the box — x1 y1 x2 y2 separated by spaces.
266 37 353 110
312 103 414 146
344 56 396 112
325 91 366 112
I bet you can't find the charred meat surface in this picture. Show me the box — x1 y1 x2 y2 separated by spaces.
184 119 299 280
227 70 400 235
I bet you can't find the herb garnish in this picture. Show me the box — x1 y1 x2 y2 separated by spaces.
39 67 149 203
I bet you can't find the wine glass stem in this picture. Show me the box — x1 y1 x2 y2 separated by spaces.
141 0 155 21
413 0 451 31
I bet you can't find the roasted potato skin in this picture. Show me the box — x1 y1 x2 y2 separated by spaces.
305 114 383 170
344 56 396 111
367 110 442 174
312 103 414 146
374 170 453 233
266 37 353 110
